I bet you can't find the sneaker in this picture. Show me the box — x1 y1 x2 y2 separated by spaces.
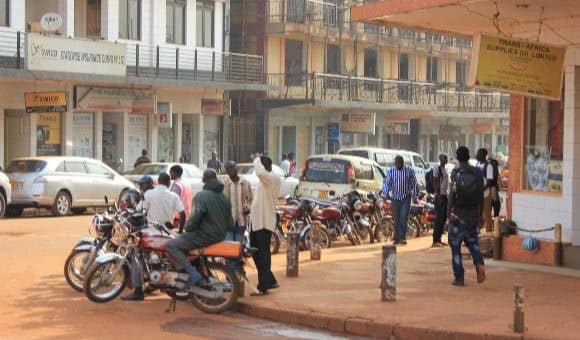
451 279 465 287
121 290 145 301
399 240 407 245
476 265 486 284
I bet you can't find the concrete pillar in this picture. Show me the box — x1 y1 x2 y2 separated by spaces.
186 0 195 47
11 0 25 32
63 111 74 156
101 0 119 41
30 113 37 157
148 112 158 162
0 109 4 168
58 0 75 37
122 112 129 172
214 1 224 52
95 111 103 161
176 113 183 162
191 114 204 168
150 0 165 45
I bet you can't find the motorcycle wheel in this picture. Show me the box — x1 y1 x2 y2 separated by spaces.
83 259 130 303
303 227 332 250
407 217 421 238
270 231 281 254
64 248 95 292
190 262 239 314
375 218 394 243
355 225 371 244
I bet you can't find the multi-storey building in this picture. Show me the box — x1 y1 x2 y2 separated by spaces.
229 0 509 167
0 0 265 171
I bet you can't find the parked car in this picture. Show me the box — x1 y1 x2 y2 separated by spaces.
124 162 204 196
296 154 385 200
233 163 299 198
338 147 429 188
0 170 11 218
5 157 135 217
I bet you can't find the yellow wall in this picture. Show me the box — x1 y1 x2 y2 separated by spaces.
297 127 309 169
344 45 355 74
267 36 284 74
268 127 278 160
310 41 325 73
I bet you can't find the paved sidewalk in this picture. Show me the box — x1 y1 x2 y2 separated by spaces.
240 237 580 339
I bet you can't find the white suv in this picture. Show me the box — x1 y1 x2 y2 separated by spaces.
0 170 11 218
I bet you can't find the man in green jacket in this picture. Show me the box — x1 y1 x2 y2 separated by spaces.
166 169 233 288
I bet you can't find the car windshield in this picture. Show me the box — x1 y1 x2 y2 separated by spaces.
237 165 254 175
305 158 349 184
338 150 368 159
129 164 167 175
5 160 47 174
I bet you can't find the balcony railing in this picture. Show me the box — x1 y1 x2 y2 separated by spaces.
266 0 472 49
268 73 510 113
0 31 264 84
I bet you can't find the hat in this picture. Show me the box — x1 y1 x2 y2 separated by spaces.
136 175 153 185
224 160 237 170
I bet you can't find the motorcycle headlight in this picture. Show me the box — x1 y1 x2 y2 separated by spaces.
111 222 129 246
353 200 363 211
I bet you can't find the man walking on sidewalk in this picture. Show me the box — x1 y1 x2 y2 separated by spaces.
447 146 486 286
382 156 418 245
249 155 280 295
476 148 494 232
432 154 449 247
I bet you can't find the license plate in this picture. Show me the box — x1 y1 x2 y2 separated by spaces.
319 191 328 199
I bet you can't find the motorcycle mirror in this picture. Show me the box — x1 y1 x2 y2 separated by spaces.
104 196 109 206
329 190 336 197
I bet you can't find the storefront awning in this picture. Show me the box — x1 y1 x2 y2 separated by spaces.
351 0 580 45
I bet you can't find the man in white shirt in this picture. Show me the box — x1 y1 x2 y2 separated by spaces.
476 148 494 233
122 173 185 301
249 155 281 296
280 154 291 176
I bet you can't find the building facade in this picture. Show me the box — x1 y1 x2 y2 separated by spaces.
352 0 580 259
0 0 265 171
229 0 509 169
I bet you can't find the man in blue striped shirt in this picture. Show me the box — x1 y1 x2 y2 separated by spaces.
382 156 418 245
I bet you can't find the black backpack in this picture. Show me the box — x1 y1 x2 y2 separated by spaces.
453 166 483 209
425 168 435 194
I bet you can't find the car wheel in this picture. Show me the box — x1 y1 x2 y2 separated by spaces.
6 205 24 218
0 193 6 218
52 191 71 216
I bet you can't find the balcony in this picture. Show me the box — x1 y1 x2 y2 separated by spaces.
0 31 265 88
267 73 509 114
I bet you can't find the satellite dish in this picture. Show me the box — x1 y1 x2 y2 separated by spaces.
40 12 63 32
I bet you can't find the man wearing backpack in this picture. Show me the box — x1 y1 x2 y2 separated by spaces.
447 146 486 286
432 154 449 247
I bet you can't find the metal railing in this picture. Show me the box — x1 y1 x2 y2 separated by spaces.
0 31 264 84
268 73 510 112
266 0 472 50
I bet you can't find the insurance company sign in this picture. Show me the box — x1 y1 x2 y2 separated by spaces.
340 112 376 134
27 34 127 76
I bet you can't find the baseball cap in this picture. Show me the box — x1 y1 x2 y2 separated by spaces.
136 175 153 185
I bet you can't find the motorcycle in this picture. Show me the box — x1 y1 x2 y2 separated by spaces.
299 197 357 248
64 197 120 292
345 191 373 244
83 210 246 314
367 191 394 243
408 193 436 237
272 198 308 254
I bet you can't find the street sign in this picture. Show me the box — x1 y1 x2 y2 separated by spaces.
327 123 340 142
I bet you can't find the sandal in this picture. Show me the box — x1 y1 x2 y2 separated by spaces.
250 290 269 297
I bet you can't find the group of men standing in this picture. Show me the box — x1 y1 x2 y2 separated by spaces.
122 156 280 301
382 146 500 286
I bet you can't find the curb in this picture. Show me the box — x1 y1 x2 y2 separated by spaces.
237 302 545 340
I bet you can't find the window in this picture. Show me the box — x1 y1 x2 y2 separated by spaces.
5 160 47 174
413 155 426 169
65 161 88 174
184 164 203 178
86 162 112 176
196 0 214 47
354 163 373 180
326 44 341 75
166 0 185 44
0 0 8 27
426 56 438 82
285 39 304 86
524 98 563 193
119 0 141 40
364 49 378 78
399 53 409 80
456 61 467 86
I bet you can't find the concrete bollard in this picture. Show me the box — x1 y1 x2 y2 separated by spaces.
554 223 563 266
286 232 300 277
493 217 502 260
381 245 397 302
310 221 322 261
513 284 525 333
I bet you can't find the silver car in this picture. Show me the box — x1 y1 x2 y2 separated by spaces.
5 157 135 217
0 170 11 217
124 162 205 196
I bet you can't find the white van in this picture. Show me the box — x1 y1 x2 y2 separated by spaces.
338 147 430 188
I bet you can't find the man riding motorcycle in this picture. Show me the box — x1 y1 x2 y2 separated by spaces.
165 169 233 290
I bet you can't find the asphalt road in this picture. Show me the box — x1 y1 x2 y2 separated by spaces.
0 214 359 339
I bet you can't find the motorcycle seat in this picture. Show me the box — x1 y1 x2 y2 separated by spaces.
189 241 241 258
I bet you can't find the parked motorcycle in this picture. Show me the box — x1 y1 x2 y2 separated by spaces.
344 191 373 244
367 191 394 243
272 198 308 254
83 211 245 314
64 197 120 292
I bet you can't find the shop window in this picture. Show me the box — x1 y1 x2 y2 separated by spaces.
119 0 141 40
285 39 303 86
166 0 185 45
523 98 563 193
1 0 8 27
196 0 214 47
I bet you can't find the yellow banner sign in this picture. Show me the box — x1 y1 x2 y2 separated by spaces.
469 34 566 100
25 92 67 113
340 112 376 134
